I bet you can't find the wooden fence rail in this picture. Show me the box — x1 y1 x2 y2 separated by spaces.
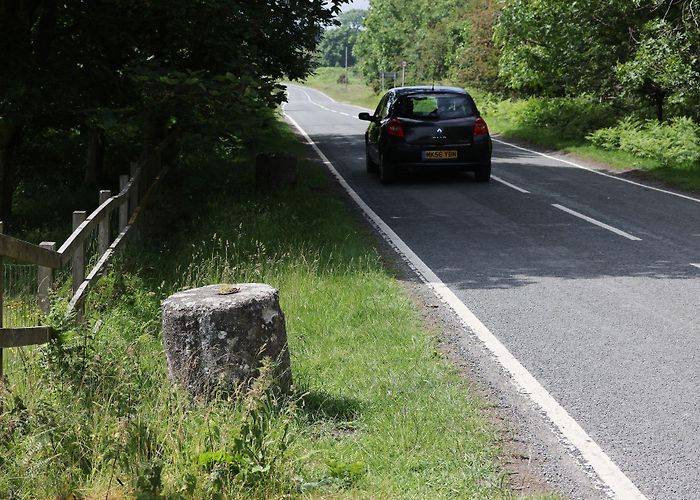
0 161 168 378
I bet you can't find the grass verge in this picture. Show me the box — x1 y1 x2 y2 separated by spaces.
483 111 700 192
0 115 511 498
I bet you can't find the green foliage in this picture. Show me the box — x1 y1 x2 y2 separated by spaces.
510 95 617 140
474 92 619 146
318 9 367 67
354 0 470 87
616 19 700 120
493 0 700 120
494 0 638 96
587 116 700 167
326 459 367 485
447 0 500 90
0 0 345 225
196 362 296 493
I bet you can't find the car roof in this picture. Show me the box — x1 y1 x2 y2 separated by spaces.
388 86 468 96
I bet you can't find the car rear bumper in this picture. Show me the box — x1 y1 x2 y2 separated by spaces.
383 139 492 169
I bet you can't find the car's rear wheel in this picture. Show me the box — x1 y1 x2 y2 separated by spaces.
475 161 491 182
366 146 378 173
379 153 398 184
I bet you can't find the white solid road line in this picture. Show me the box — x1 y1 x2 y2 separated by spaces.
287 83 371 112
492 137 700 205
299 87 355 118
492 175 530 194
282 101 647 500
296 86 363 121
552 204 642 241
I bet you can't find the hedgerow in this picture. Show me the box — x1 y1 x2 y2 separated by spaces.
588 116 700 167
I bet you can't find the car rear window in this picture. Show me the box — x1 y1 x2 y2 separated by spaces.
394 93 475 120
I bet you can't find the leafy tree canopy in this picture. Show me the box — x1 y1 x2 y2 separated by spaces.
354 0 498 88
318 9 367 67
494 0 700 118
0 0 346 222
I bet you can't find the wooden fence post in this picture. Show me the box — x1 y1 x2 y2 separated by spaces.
98 190 111 256
129 162 139 217
0 221 4 380
119 175 129 230
38 242 56 315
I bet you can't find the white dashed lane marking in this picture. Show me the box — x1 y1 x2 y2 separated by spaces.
492 175 530 194
552 203 642 241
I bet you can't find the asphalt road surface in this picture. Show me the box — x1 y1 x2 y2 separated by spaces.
283 84 700 499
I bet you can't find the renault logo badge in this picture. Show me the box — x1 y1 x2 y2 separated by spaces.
433 128 446 139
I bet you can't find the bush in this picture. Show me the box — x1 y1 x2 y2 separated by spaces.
588 116 700 167
509 95 617 140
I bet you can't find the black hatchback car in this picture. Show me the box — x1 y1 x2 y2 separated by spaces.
359 86 492 183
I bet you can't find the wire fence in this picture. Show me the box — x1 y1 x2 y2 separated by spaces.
3 262 41 328
0 152 171 380
84 224 101 272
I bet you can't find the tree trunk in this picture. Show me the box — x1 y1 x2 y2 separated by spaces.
140 112 169 186
0 123 22 224
655 92 665 122
84 126 106 188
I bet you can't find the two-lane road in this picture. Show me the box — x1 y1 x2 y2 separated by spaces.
284 85 700 499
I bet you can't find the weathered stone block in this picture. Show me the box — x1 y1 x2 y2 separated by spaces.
255 152 298 191
161 283 291 398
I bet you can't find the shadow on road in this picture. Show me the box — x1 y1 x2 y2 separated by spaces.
307 133 700 292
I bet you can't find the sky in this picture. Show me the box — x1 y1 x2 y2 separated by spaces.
342 0 370 11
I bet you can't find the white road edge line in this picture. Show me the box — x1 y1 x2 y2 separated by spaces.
282 103 647 500
288 83 371 112
301 88 341 115
492 175 530 194
552 204 642 241
296 85 364 117
492 137 700 205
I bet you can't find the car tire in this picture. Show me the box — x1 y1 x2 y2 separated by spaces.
475 161 491 182
366 146 378 174
379 153 398 184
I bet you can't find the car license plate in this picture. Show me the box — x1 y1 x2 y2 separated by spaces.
423 150 458 160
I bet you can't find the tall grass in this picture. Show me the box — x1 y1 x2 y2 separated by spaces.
0 118 509 498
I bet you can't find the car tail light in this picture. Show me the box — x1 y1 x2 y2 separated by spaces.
473 117 489 138
385 118 405 138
